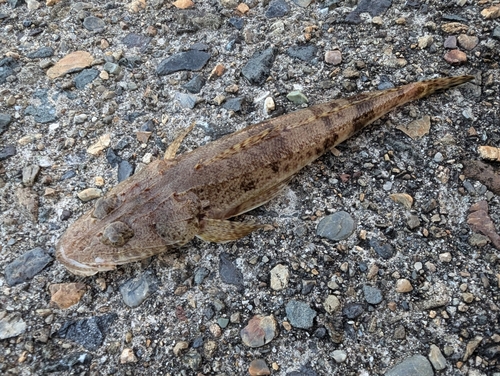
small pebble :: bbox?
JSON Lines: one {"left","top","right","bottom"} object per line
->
{"left": 120, "top": 348, "right": 137, "bottom": 364}
{"left": 323, "top": 295, "right": 341, "bottom": 313}
{"left": 439, "top": 252, "right": 452, "bottom": 262}
{"left": 285, "top": 300, "right": 316, "bottom": 329}
{"left": 428, "top": 344, "right": 447, "bottom": 370}
{"left": 444, "top": 49, "right": 467, "bottom": 65}
{"left": 395, "top": 279, "right": 413, "bottom": 293}
{"left": 286, "top": 91, "right": 308, "bottom": 105}
{"left": 249, "top": 359, "right": 271, "bottom": 376}
{"left": 316, "top": 211, "right": 355, "bottom": 241}
{"left": 270, "top": 264, "right": 290, "bottom": 291}
{"left": 363, "top": 285, "right": 383, "bottom": 304}
{"left": 332, "top": 349, "right": 347, "bottom": 363}
{"left": 443, "top": 35, "right": 457, "bottom": 49}
{"left": 385, "top": 354, "right": 433, "bottom": 376}
{"left": 324, "top": 50, "right": 342, "bottom": 65}
{"left": 240, "top": 315, "right": 277, "bottom": 347}
{"left": 77, "top": 188, "right": 102, "bottom": 202}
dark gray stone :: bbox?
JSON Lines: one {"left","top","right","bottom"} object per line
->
{"left": 442, "top": 13, "right": 468, "bottom": 23}
{"left": 157, "top": 50, "right": 211, "bottom": 76}
{"left": 176, "top": 92, "right": 198, "bottom": 109}
{"left": 0, "top": 113, "right": 12, "bottom": 134}
{"left": 0, "top": 145, "right": 16, "bottom": 160}
{"left": 285, "top": 300, "right": 317, "bottom": 329}
{"left": 194, "top": 267, "right": 210, "bottom": 285}
{"left": 385, "top": 354, "right": 433, "bottom": 376}
{"left": 228, "top": 17, "right": 244, "bottom": 30}
{"left": 183, "top": 75, "right": 206, "bottom": 94}
{"left": 287, "top": 45, "right": 318, "bottom": 62}
{"left": 265, "top": 0, "right": 290, "bottom": 18}
{"left": 219, "top": 252, "right": 243, "bottom": 288}
{"left": 182, "top": 350, "right": 202, "bottom": 371}
{"left": 25, "top": 89, "right": 57, "bottom": 123}
{"left": 4, "top": 247, "right": 53, "bottom": 286}
{"left": 8, "top": 0, "right": 24, "bottom": 8}
{"left": 345, "top": 0, "right": 392, "bottom": 24}
{"left": 492, "top": 26, "right": 500, "bottom": 41}
{"left": 223, "top": 97, "right": 244, "bottom": 112}
{"left": 369, "top": 238, "right": 395, "bottom": 259}
{"left": 103, "top": 62, "right": 121, "bottom": 75}
{"left": 43, "top": 352, "right": 93, "bottom": 373}
{"left": 57, "top": 314, "right": 118, "bottom": 351}
{"left": 119, "top": 56, "right": 143, "bottom": 68}
{"left": 342, "top": 302, "right": 364, "bottom": 319}
{"left": 122, "top": 33, "right": 152, "bottom": 48}
{"left": 74, "top": 68, "right": 99, "bottom": 89}
{"left": 27, "top": 47, "right": 54, "bottom": 59}
{"left": 316, "top": 211, "right": 355, "bottom": 241}
{"left": 241, "top": 47, "right": 277, "bottom": 85}
{"left": 83, "top": 16, "right": 105, "bottom": 31}
{"left": 119, "top": 272, "right": 158, "bottom": 308}
{"left": 141, "top": 120, "right": 154, "bottom": 132}
{"left": 117, "top": 160, "right": 134, "bottom": 182}
{"left": 286, "top": 363, "right": 318, "bottom": 376}
{"left": 363, "top": 285, "right": 383, "bottom": 305}
{"left": 60, "top": 170, "right": 76, "bottom": 181}
{"left": 0, "top": 57, "right": 18, "bottom": 84}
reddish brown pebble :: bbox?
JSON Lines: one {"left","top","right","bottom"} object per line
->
{"left": 249, "top": 359, "right": 271, "bottom": 376}
{"left": 240, "top": 315, "right": 277, "bottom": 347}
{"left": 49, "top": 283, "right": 87, "bottom": 309}
{"left": 444, "top": 50, "right": 467, "bottom": 65}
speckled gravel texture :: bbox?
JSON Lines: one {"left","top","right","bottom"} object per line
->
{"left": 1, "top": 0, "right": 500, "bottom": 375}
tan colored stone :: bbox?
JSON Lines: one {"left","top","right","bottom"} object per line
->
{"left": 120, "top": 348, "right": 137, "bottom": 363}
{"left": 395, "top": 279, "right": 413, "bottom": 293}
{"left": 46, "top": 51, "right": 93, "bottom": 79}
{"left": 173, "top": 341, "right": 189, "bottom": 356}
{"left": 127, "top": 0, "right": 146, "bottom": 12}
{"left": 46, "top": 0, "right": 63, "bottom": 5}
{"left": 478, "top": 145, "right": 500, "bottom": 161}
{"left": 323, "top": 295, "right": 340, "bottom": 314}
{"left": 249, "top": 359, "right": 271, "bottom": 376}
{"left": 87, "top": 134, "right": 111, "bottom": 155}
{"left": 49, "top": 283, "right": 87, "bottom": 309}
{"left": 77, "top": 188, "right": 102, "bottom": 202}
{"left": 441, "top": 22, "right": 468, "bottom": 34}
{"left": 236, "top": 3, "right": 249, "bottom": 14}
{"left": 389, "top": 193, "right": 413, "bottom": 210}
{"left": 396, "top": 115, "right": 431, "bottom": 139}
{"left": 172, "top": 0, "right": 194, "bottom": 9}
{"left": 457, "top": 34, "right": 479, "bottom": 50}
{"left": 481, "top": 5, "right": 500, "bottom": 19}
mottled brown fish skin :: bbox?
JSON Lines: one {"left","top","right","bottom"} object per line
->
{"left": 56, "top": 75, "right": 474, "bottom": 275}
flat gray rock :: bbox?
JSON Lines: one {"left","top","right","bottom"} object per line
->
{"left": 4, "top": 247, "right": 53, "bottom": 286}
{"left": 286, "top": 300, "right": 316, "bottom": 329}
{"left": 157, "top": 50, "right": 211, "bottom": 76}
{"left": 316, "top": 211, "right": 355, "bottom": 241}
{"left": 385, "top": 354, "right": 433, "bottom": 376}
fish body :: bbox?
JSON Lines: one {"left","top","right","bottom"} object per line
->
{"left": 56, "top": 76, "right": 473, "bottom": 276}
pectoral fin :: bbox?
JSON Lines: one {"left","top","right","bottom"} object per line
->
{"left": 197, "top": 218, "right": 263, "bottom": 243}
{"left": 164, "top": 122, "right": 196, "bottom": 160}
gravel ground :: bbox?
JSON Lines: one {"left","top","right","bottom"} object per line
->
{"left": 1, "top": 0, "right": 500, "bottom": 375}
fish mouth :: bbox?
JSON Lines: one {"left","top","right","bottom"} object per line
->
{"left": 56, "top": 242, "right": 115, "bottom": 276}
